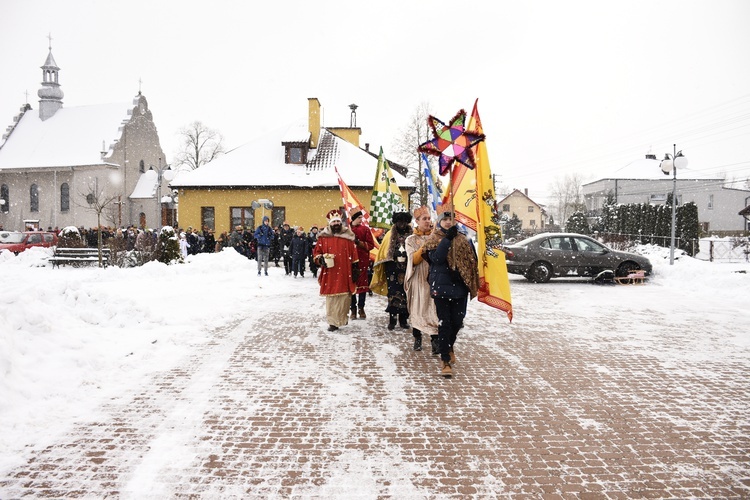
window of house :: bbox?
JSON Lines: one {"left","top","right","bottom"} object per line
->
{"left": 139, "top": 160, "right": 145, "bottom": 173}
{"left": 202, "top": 207, "right": 215, "bottom": 231}
{"left": 284, "top": 144, "right": 308, "bottom": 164}
{"left": 272, "top": 207, "right": 286, "bottom": 227}
{"left": 502, "top": 204, "right": 510, "bottom": 212}
{"left": 0, "top": 184, "right": 8, "bottom": 213}
{"left": 231, "top": 207, "right": 254, "bottom": 229}
{"left": 708, "top": 194, "right": 714, "bottom": 210}
{"left": 30, "top": 184, "right": 39, "bottom": 212}
{"left": 60, "top": 183, "right": 70, "bottom": 212}
{"left": 528, "top": 206, "right": 534, "bottom": 213}
{"left": 529, "top": 219, "right": 536, "bottom": 227}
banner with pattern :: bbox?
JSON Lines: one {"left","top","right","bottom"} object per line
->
{"left": 369, "top": 147, "right": 405, "bottom": 229}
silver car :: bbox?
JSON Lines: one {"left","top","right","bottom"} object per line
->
{"left": 503, "top": 233, "right": 652, "bottom": 283}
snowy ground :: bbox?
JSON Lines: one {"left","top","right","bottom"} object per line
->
{"left": 1, "top": 245, "right": 749, "bottom": 497}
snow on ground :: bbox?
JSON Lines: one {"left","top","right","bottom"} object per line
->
{"left": 1, "top": 244, "right": 749, "bottom": 479}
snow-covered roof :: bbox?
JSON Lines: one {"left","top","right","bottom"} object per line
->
{"left": 130, "top": 169, "right": 158, "bottom": 199}
{"left": 0, "top": 102, "right": 133, "bottom": 169}
{"left": 171, "top": 122, "right": 413, "bottom": 189}
{"left": 586, "top": 158, "right": 722, "bottom": 185}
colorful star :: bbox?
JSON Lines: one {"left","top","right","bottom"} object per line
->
{"left": 417, "top": 109, "right": 485, "bottom": 176}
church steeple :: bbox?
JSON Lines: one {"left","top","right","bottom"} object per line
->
{"left": 38, "top": 34, "right": 64, "bottom": 121}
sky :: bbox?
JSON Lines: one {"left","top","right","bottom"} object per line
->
{"left": 1, "top": 0, "right": 749, "bottom": 205}
{"left": 1, "top": 242, "right": 749, "bottom": 496}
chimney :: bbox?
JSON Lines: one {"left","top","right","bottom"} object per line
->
{"left": 365, "top": 143, "right": 369, "bottom": 152}
{"left": 524, "top": 188, "right": 528, "bottom": 196}
{"left": 308, "top": 98, "right": 321, "bottom": 149}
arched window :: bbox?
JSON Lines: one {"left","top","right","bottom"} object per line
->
{"left": 0, "top": 184, "right": 8, "bottom": 213}
{"left": 139, "top": 160, "right": 145, "bottom": 173}
{"left": 61, "top": 183, "right": 70, "bottom": 212}
{"left": 30, "top": 184, "right": 39, "bottom": 212}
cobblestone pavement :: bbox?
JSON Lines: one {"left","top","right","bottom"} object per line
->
{"left": 2, "top": 279, "right": 749, "bottom": 499}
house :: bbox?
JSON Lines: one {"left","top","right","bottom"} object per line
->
{"left": 170, "top": 98, "right": 414, "bottom": 234}
{"left": 0, "top": 45, "right": 169, "bottom": 231}
{"left": 582, "top": 159, "right": 750, "bottom": 233}
{"left": 497, "top": 189, "right": 546, "bottom": 233}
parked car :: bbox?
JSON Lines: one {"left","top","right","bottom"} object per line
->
{"left": 503, "top": 233, "right": 652, "bottom": 283}
{"left": 0, "top": 231, "right": 58, "bottom": 255}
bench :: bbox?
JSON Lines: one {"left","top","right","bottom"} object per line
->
{"left": 49, "top": 247, "right": 111, "bottom": 268}
{"left": 614, "top": 269, "right": 645, "bottom": 285}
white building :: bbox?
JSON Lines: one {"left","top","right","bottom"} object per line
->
{"left": 0, "top": 45, "right": 169, "bottom": 231}
{"left": 582, "top": 159, "right": 750, "bottom": 233}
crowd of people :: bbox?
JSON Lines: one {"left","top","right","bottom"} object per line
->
{"left": 314, "top": 204, "right": 479, "bottom": 378}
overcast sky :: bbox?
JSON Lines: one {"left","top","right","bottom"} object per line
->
{"left": 1, "top": 0, "right": 749, "bottom": 204}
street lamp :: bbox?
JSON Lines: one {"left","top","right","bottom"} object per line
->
{"left": 149, "top": 158, "right": 175, "bottom": 227}
{"left": 658, "top": 144, "right": 688, "bottom": 266}
{"left": 251, "top": 198, "right": 274, "bottom": 221}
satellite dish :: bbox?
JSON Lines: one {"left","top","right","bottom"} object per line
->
{"left": 251, "top": 201, "right": 260, "bottom": 210}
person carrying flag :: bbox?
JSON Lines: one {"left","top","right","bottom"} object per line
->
{"left": 422, "top": 203, "right": 479, "bottom": 377}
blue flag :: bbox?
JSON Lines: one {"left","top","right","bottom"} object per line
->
{"left": 422, "top": 153, "right": 441, "bottom": 218}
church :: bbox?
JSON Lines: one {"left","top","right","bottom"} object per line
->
{"left": 0, "top": 44, "right": 170, "bottom": 231}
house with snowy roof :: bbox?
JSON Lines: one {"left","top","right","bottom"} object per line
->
{"left": 582, "top": 158, "right": 750, "bottom": 233}
{"left": 497, "top": 189, "right": 547, "bottom": 233}
{"left": 0, "top": 45, "right": 169, "bottom": 231}
{"left": 170, "top": 98, "right": 414, "bottom": 234}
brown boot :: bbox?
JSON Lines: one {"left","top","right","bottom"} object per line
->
{"left": 449, "top": 348, "right": 456, "bottom": 364}
{"left": 358, "top": 308, "right": 366, "bottom": 319}
{"left": 350, "top": 309, "right": 357, "bottom": 320}
{"left": 441, "top": 360, "right": 452, "bottom": 378}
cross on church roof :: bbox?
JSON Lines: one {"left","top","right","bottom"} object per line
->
{"left": 138, "top": 77, "right": 142, "bottom": 95}
{"left": 47, "top": 32, "right": 53, "bottom": 50}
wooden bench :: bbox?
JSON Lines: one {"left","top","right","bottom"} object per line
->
{"left": 49, "top": 247, "right": 111, "bottom": 268}
{"left": 614, "top": 269, "right": 645, "bottom": 285}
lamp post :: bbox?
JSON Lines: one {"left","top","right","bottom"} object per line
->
{"left": 658, "top": 144, "right": 688, "bottom": 265}
{"left": 149, "top": 158, "right": 175, "bottom": 227}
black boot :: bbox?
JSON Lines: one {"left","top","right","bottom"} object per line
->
{"left": 430, "top": 335, "right": 439, "bottom": 356}
{"left": 413, "top": 331, "right": 422, "bottom": 351}
{"left": 398, "top": 313, "right": 409, "bottom": 329}
{"left": 387, "top": 314, "right": 396, "bottom": 330}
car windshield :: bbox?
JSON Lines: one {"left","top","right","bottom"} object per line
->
{"left": 0, "top": 232, "right": 25, "bottom": 243}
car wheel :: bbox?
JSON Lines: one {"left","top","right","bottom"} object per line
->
{"left": 527, "top": 261, "right": 552, "bottom": 283}
{"left": 616, "top": 261, "right": 640, "bottom": 278}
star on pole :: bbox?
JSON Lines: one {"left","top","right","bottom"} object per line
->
{"left": 417, "top": 109, "right": 485, "bottom": 176}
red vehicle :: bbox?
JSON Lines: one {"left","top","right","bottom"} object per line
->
{"left": 0, "top": 231, "right": 58, "bottom": 255}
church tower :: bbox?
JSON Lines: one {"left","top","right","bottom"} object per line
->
{"left": 38, "top": 37, "right": 63, "bottom": 121}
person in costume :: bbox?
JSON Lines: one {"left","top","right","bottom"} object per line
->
{"left": 405, "top": 205, "right": 439, "bottom": 352}
{"left": 422, "top": 203, "right": 479, "bottom": 377}
{"left": 371, "top": 211, "right": 413, "bottom": 330}
{"left": 348, "top": 208, "right": 376, "bottom": 320}
{"left": 313, "top": 210, "right": 359, "bottom": 331}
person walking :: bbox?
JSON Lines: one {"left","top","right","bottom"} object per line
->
{"left": 348, "top": 208, "right": 376, "bottom": 320}
{"left": 371, "top": 211, "right": 413, "bottom": 330}
{"left": 313, "top": 210, "right": 359, "bottom": 332}
{"left": 290, "top": 227, "right": 309, "bottom": 278}
{"left": 422, "top": 203, "right": 479, "bottom": 377}
{"left": 254, "top": 216, "right": 274, "bottom": 276}
{"left": 405, "top": 206, "right": 439, "bottom": 352}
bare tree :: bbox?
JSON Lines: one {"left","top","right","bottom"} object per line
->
{"left": 80, "top": 182, "right": 119, "bottom": 266}
{"left": 391, "top": 102, "right": 435, "bottom": 207}
{"left": 549, "top": 173, "right": 586, "bottom": 230}
{"left": 174, "top": 121, "right": 225, "bottom": 171}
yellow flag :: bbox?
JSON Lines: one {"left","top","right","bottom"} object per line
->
{"left": 449, "top": 155, "right": 479, "bottom": 232}
{"left": 468, "top": 100, "right": 513, "bottom": 321}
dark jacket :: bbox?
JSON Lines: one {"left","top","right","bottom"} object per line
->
{"left": 254, "top": 223, "right": 274, "bottom": 247}
{"left": 426, "top": 229, "right": 470, "bottom": 299}
{"left": 290, "top": 233, "right": 309, "bottom": 259}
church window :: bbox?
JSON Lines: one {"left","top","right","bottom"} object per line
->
{"left": 61, "top": 183, "right": 70, "bottom": 212}
{"left": 30, "top": 184, "right": 39, "bottom": 212}
{"left": 140, "top": 160, "right": 145, "bottom": 173}
{"left": 0, "top": 184, "right": 8, "bottom": 213}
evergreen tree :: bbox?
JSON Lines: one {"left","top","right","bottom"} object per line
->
{"left": 677, "top": 202, "right": 700, "bottom": 255}
{"left": 566, "top": 211, "right": 590, "bottom": 234}
{"left": 157, "top": 226, "right": 181, "bottom": 264}
{"left": 505, "top": 213, "right": 523, "bottom": 240}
